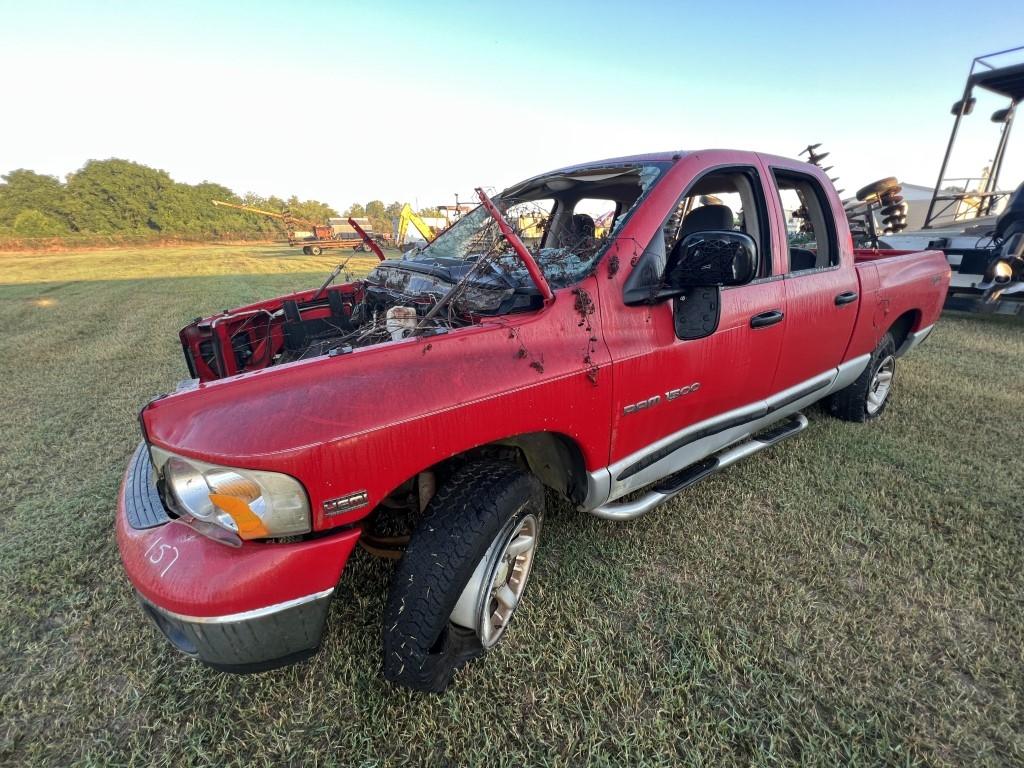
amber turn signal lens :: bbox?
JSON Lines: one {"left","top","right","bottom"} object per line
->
{"left": 206, "top": 472, "right": 261, "bottom": 502}
{"left": 209, "top": 493, "right": 269, "bottom": 539}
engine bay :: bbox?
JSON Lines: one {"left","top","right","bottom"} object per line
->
{"left": 179, "top": 259, "right": 542, "bottom": 382}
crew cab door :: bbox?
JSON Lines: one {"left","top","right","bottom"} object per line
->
{"left": 600, "top": 158, "right": 787, "bottom": 483}
{"left": 764, "top": 162, "right": 859, "bottom": 393}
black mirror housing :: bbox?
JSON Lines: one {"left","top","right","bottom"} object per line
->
{"left": 667, "top": 230, "right": 758, "bottom": 289}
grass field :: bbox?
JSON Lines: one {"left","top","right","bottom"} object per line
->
{"left": 1, "top": 244, "right": 1022, "bottom": 766}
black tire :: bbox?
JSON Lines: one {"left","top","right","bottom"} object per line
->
{"left": 382, "top": 460, "right": 544, "bottom": 692}
{"left": 827, "top": 332, "right": 897, "bottom": 422}
{"left": 856, "top": 177, "right": 900, "bottom": 202}
{"left": 302, "top": 246, "right": 312, "bottom": 255}
{"left": 310, "top": 245, "right": 322, "bottom": 256}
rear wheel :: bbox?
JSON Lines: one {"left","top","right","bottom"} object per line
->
{"left": 382, "top": 460, "right": 544, "bottom": 692}
{"left": 310, "top": 245, "right": 323, "bottom": 256}
{"left": 827, "top": 332, "right": 896, "bottom": 422}
{"left": 302, "top": 246, "right": 312, "bottom": 255}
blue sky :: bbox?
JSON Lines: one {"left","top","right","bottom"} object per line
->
{"left": 1, "top": 0, "right": 1022, "bottom": 210}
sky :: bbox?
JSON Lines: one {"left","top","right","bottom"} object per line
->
{"left": 1, "top": 0, "right": 1023, "bottom": 211}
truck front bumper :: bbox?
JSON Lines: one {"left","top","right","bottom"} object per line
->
{"left": 136, "top": 587, "right": 335, "bottom": 672}
{"left": 116, "top": 444, "right": 361, "bottom": 672}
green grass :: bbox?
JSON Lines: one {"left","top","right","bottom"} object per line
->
{"left": 1, "top": 244, "right": 1022, "bottom": 766}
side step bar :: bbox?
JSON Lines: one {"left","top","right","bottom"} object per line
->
{"left": 589, "top": 413, "right": 809, "bottom": 521}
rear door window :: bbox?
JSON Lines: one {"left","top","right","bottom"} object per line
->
{"left": 772, "top": 171, "right": 838, "bottom": 273}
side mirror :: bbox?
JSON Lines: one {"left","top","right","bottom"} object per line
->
{"left": 667, "top": 230, "right": 758, "bottom": 290}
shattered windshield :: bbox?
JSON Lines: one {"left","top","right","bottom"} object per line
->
{"left": 401, "top": 163, "right": 667, "bottom": 291}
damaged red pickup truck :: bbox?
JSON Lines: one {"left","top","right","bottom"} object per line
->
{"left": 117, "top": 149, "right": 949, "bottom": 691}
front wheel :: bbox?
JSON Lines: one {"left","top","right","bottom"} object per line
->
{"left": 827, "top": 332, "right": 896, "bottom": 422}
{"left": 382, "top": 460, "right": 544, "bottom": 692}
{"left": 310, "top": 245, "right": 323, "bottom": 256}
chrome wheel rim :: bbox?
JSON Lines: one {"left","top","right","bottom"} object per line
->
{"left": 450, "top": 512, "right": 540, "bottom": 648}
{"left": 867, "top": 355, "right": 895, "bottom": 414}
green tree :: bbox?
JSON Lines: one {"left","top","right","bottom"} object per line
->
{"left": 236, "top": 193, "right": 287, "bottom": 236}
{"left": 12, "top": 209, "right": 68, "bottom": 237}
{"left": 0, "top": 170, "right": 74, "bottom": 230}
{"left": 357, "top": 200, "right": 401, "bottom": 235}
{"left": 380, "top": 201, "right": 406, "bottom": 238}
{"left": 190, "top": 182, "right": 261, "bottom": 238}
{"left": 285, "top": 196, "right": 339, "bottom": 227}
{"left": 65, "top": 159, "right": 174, "bottom": 233}
{"left": 0, "top": 157, "right": 347, "bottom": 243}
{"left": 364, "top": 200, "right": 386, "bottom": 221}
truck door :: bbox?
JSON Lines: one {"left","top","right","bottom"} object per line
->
{"left": 765, "top": 164, "right": 859, "bottom": 393}
{"left": 601, "top": 161, "right": 787, "bottom": 479}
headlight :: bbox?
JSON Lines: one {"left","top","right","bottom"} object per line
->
{"left": 151, "top": 447, "right": 310, "bottom": 539}
{"left": 993, "top": 260, "right": 1013, "bottom": 283}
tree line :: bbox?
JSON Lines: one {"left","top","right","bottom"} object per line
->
{"left": 0, "top": 158, "right": 440, "bottom": 243}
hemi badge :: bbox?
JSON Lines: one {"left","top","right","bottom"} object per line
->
{"left": 323, "top": 491, "right": 369, "bottom": 516}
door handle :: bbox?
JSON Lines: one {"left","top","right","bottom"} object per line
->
{"left": 750, "top": 309, "right": 784, "bottom": 328}
{"left": 835, "top": 291, "right": 858, "bottom": 306}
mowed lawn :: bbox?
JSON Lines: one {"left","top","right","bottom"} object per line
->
{"left": 1, "top": 244, "right": 1022, "bottom": 766}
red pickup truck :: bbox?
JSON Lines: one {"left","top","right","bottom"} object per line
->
{"left": 117, "top": 149, "right": 949, "bottom": 692}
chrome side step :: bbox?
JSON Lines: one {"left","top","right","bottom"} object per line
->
{"left": 589, "top": 413, "right": 809, "bottom": 521}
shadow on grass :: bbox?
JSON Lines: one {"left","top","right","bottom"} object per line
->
{"left": 941, "top": 307, "right": 1024, "bottom": 328}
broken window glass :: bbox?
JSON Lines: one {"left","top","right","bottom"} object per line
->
{"left": 401, "top": 163, "right": 667, "bottom": 292}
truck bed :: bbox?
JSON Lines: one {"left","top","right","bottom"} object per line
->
{"left": 845, "top": 248, "right": 949, "bottom": 362}
{"left": 853, "top": 248, "right": 933, "bottom": 262}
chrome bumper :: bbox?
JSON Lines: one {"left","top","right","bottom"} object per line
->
{"left": 137, "top": 588, "right": 334, "bottom": 673}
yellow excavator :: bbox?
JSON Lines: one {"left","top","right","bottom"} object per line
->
{"left": 395, "top": 203, "right": 440, "bottom": 250}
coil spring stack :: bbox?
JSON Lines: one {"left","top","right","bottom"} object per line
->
{"left": 800, "top": 143, "right": 910, "bottom": 248}
{"left": 849, "top": 176, "right": 910, "bottom": 248}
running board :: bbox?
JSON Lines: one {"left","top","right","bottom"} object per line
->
{"left": 589, "top": 413, "right": 809, "bottom": 521}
